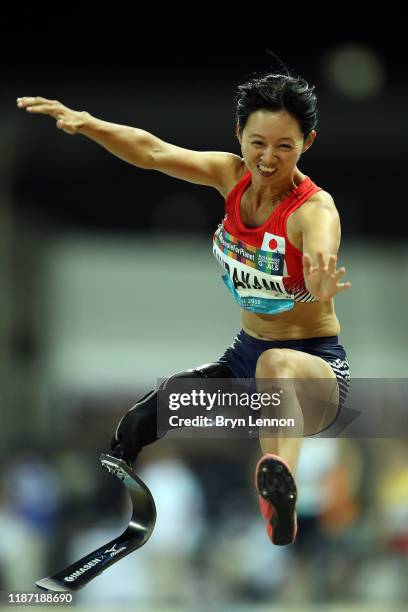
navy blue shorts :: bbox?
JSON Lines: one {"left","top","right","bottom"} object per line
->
{"left": 217, "top": 329, "right": 350, "bottom": 407}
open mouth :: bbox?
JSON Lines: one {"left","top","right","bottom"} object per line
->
{"left": 257, "top": 163, "right": 277, "bottom": 177}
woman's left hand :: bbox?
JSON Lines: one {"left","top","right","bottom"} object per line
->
{"left": 303, "top": 252, "right": 351, "bottom": 301}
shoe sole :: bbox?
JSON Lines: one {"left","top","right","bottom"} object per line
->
{"left": 256, "top": 456, "right": 297, "bottom": 545}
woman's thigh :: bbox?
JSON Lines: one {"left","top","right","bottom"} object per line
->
{"left": 255, "top": 348, "right": 339, "bottom": 436}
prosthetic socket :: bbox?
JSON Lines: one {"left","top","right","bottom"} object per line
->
{"left": 110, "top": 362, "right": 232, "bottom": 464}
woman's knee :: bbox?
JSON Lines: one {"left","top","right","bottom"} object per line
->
{"left": 255, "top": 349, "right": 295, "bottom": 379}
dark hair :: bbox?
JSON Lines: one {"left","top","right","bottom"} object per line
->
{"left": 235, "top": 73, "right": 318, "bottom": 140}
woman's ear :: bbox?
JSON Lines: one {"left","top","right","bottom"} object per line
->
{"left": 236, "top": 122, "right": 242, "bottom": 145}
{"left": 303, "top": 130, "right": 317, "bottom": 153}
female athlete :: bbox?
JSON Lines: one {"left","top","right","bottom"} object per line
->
{"left": 17, "top": 71, "right": 351, "bottom": 546}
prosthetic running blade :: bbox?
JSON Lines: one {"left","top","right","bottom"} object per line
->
{"left": 35, "top": 454, "right": 156, "bottom": 592}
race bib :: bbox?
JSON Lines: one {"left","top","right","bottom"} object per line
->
{"left": 213, "top": 225, "right": 294, "bottom": 314}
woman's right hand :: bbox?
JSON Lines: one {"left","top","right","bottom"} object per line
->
{"left": 16, "top": 96, "right": 89, "bottom": 135}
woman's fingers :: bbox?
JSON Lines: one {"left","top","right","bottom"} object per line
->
{"left": 328, "top": 254, "right": 337, "bottom": 274}
{"left": 317, "top": 251, "right": 326, "bottom": 269}
{"left": 17, "top": 97, "right": 63, "bottom": 117}
{"left": 302, "top": 253, "right": 311, "bottom": 266}
{"left": 336, "top": 282, "right": 352, "bottom": 292}
{"left": 335, "top": 267, "right": 346, "bottom": 280}
{"left": 306, "top": 253, "right": 343, "bottom": 277}
{"left": 17, "top": 96, "right": 82, "bottom": 135}
{"left": 317, "top": 252, "right": 336, "bottom": 272}
{"left": 302, "top": 253, "right": 313, "bottom": 275}
{"left": 303, "top": 251, "right": 351, "bottom": 297}
{"left": 26, "top": 104, "right": 53, "bottom": 113}
{"left": 17, "top": 96, "right": 53, "bottom": 108}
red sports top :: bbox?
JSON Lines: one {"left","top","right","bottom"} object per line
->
{"left": 213, "top": 170, "right": 322, "bottom": 314}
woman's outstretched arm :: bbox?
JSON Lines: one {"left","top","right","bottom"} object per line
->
{"left": 16, "top": 96, "right": 241, "bottom": 193}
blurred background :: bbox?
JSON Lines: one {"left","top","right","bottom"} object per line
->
{"left": 1, "top": 9, "right": 407, "bottom": 611}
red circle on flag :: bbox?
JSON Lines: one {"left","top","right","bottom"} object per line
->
{"left": 268, "top": 238, "right": 278, "bottom": 250}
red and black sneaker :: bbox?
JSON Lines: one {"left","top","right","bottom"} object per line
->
{"left": 255, "top": 453, "right": 298, "bottom": 545}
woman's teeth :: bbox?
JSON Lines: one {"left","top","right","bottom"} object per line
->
{"left": 258, "top": 163, "right": 277, "bottom": 174}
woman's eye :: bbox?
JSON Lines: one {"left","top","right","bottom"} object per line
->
{"left": 252, "top": 142, "right": 291, "bottom": 149}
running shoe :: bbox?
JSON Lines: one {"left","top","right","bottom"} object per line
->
{"left": 255, "top": 453, "right": 298, "bottom": 545}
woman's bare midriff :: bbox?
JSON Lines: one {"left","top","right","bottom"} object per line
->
{"left": 242, "top": 300, "right": 340, "bottom": 340}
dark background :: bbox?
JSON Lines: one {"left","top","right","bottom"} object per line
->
{"left": 4, "top": 10, "right": 407, "bottom": 238}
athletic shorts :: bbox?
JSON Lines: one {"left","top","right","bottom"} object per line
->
{"left": 217, "top": 329, "right": 350, "bottom": 409}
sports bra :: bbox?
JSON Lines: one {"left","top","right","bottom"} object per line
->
{"left": 213, "top": 169, "right": 322, "bottom": 314}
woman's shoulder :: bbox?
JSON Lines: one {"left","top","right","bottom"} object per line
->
{"left": 306, "top": 191, "right": 340, "bottom": 225}
{"left": 289, "top": 188, "right": 339, "bottom": 231}
{"left": 305, "top": 189, "right": 337, "bottom": 210}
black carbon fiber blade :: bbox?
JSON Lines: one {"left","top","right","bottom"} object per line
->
{"left": 35, "top": 454, "right": 156, "bottom": 592}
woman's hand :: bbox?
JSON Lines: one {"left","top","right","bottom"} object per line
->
{"left": 303, "top": 252, "right": 351, "bottom": 301}
{"left": 16, "top": 96, "right": 89, "bottom": 135}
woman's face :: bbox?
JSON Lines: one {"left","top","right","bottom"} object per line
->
{"left": 237, "top": 109, "right": 316, "bottom": 182}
